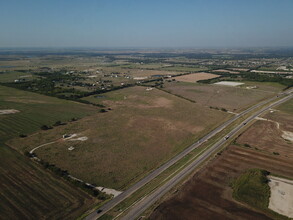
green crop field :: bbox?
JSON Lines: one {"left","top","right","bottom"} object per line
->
{"left": 0, "top": 145, "right": 96, "bottom": 219}
{"left": 0, "top": 85, "right": 98, "bottom": 141}
{"left": 0, "top": 71, "right": 36, "bottom": 83}
{"left": 9, "top": 86, "right": 231, "bottom": 190}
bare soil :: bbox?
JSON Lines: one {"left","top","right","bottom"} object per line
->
{"left": 150, "top": 145, "right": 293, "bottom": 220}
{"left": 0, "top": 109, "right": 19, "bottom": 115}
{"left": 237, "top": 111, "right": 293, "bottom": 157}
{"left": 174, "top": 72, "right": 220, "bottom": 82}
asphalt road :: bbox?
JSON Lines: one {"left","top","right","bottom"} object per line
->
{"left": 121, "top": 92, "right": 293, "bottom": 220}
{"left": 86, "top": 89, "right": 292, "bottom": 220}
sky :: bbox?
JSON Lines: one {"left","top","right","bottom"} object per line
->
{"left": 0, "top": 0, "right": 293, "bottom": 48}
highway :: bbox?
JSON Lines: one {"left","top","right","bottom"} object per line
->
{"left": 121, "top": 92, "right": 293, "bottom": 220}
{"left": 86, "top": 89, "right": 292, "bottom": 220}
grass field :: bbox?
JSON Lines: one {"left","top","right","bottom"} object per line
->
{"left": 232, "top": 169, "right": 270, "bottom": 210}
{"left": 0, "top": 145, "right": 96, "bottom": 220}
{"left": 8, "top": 86, "right": 231, "bottom": 190}
{"left": 0, "top": 71, "right": 36, "bottom": 83}
{"left": 163, "top": 81, "right": 286, "bottom": 112}
{"left": 276, "top": 98, "right": 293, "bottom": 114}
{"left": 0, "top": 85, "right": 98, "bottom": 141}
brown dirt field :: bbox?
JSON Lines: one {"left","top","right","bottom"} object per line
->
{"left": 174, "top": 72, "right": 220, "bottom": 82}
{"left": 236, "top": 110, "right": 293, "bottom": 157}
{"left": 150, "top": 145, "right": 293, "bottom": 220}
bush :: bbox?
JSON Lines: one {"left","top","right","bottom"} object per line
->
{"left": 19, "top": 134, "right": 27, "bottom": 138}
{"left": 99, "top": 109, "right": 107, "bottom": 113}
{"left": 244, "top": 143, "right": 251, "bottom": 148}
{"left": 40, "top": 125, "right": 52, "bottom": 130}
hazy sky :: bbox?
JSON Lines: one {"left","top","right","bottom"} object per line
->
{"left": 1, "top": 0, "right": 293, "bottom": 48}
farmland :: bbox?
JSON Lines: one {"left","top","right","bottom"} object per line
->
{"left": 0, "top": 145, "right": 96, "bottom": 220}
{"left": 7, "top": 86, "right": 231, "bottom": 190}
{"left": 163, "top": 81, "right": 286, "bottom": 112}
{"left": 174, "top": 72, "right": 220, "bottom": 83}
{"left": 150, "top": 145, "right": 293, "bottom": 220}
{"left": 0, "top": 85, "right": 102, "bottom": 219}
{"left": 1, "top": 48, "right": 293, "bottom": 219}
{"left": 150, "top": 98, "right": 293, "bottom": 220}
{"left": 0, "top": 85, "right": 98, "bottom": 141}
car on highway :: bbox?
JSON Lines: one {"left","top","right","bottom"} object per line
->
{"left": 224, "top": 135, "right": 229, "bottom": 140}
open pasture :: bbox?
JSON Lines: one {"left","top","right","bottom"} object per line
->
{"left": 8, "top": 86, "right": 230, "bottom": 190}
{"left": 163, "top": 81, "right": 285, "bottom": 112}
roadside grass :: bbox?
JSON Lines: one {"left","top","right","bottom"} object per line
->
{"left": 0, "top": 85, "right": 98, "bottom": 141}
{"left": 101, "top": 111, "right": 257, "bottom": 219}
{"left": 276, "top": 98, "right": 293, "bottom": 114}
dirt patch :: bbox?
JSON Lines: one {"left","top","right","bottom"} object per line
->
{"left": 135, "top": 97, "right": 174, "bottom": 109}
{"left": 174, "top": 72, "right": 220, "bottom": 83}
{"left": 0, "top": 109, "right": 19, "bottom": 115}
{"left": 282, "top": 131, "right": 293, "bottom": 142}
{"left": 214, "top": 81, "right": 244, "bottom": 86}
{"left": 237, "top": 114, "right": 293, "bottom": 157}
{"left": 268, "top": 176, "right": 293, "bottom": 218}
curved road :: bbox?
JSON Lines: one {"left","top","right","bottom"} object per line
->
{"left": 86, "top": 90, "right": 292, "bottom": 220}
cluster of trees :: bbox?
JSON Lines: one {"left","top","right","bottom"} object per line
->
{"left": 242, "top": 72, "right": 293, "bottom": 88}
{"left": 197, "top": 71, "right": 293, "bottom": 89}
